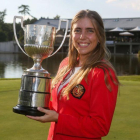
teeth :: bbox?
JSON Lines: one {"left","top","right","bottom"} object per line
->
{"left": 79, "top": 43, "right": 88, "bottom": 46}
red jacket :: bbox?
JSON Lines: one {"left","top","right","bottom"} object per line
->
{"left": 47, "top": 57, "right": 118, "bottom": 140}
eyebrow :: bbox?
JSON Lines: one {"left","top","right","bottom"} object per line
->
{"left": 86, "top": 28, "right": 95, "bottom": 30}
{"left": 74, "top": 27, "right": 95, "bottom": 30}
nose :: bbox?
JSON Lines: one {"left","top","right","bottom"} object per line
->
{"left": 80, "top": 31, "right": 86, "bottom": 39}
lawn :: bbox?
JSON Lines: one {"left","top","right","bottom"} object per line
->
{"left": 103, "top": 80, "right": 140, "bottom": 140}
{"left": 0, "top": 79, "right": 50, "bottom": 140}
{"left": 0, "top": 77, "right": 140, "bottom": 140}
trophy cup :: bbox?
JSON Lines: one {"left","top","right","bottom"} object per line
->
{"left": 13, "top": 16, "right": 68, "bottom": 116}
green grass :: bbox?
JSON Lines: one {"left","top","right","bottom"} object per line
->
{"left": 0, "top": 79, "right": 50, "bottom": 140}
{"left": 103, "top": 80, "right": 140, "bottom": 140}
{"left": 118, "top": 75, "right": 140, "bottom": 81}
{"left": 0, "top": 77, "right": 140, "bottom": 140}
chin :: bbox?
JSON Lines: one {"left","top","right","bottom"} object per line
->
{"left": 79, "top": 52, "right": 89, "bottom": 56}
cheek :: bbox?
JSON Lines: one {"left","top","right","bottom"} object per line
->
{"left": 72, "top": 34, "right": 78, "bottom": 44}
{"left": 90, "top": 35, "right": 98, "bottom": 43}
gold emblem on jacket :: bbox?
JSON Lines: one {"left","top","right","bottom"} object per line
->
{"left": 71, "top": 84, "right": 85, "bottom": 99}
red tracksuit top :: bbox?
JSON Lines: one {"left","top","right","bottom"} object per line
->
{"left": 47, "top": 57, "right": 118, "bottom": 140}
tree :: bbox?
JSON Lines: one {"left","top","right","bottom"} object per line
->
{"left": 0, "top": 9, "right": 7, "bottom": 23}
{"left": 53, "top": 15, "right": 60, "bottom": 19}
{"left": 0, "top": 31, "right": 7, "bottom": 41}
{"left": 23, "top": 17, "right": 38, "bottom": 25}
{"left": 18, "top": 5, "right": 30, "bottom": 18}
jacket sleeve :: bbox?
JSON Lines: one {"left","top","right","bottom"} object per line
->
{"left": 55, "top": 69, "right": 118, "bottom": 138}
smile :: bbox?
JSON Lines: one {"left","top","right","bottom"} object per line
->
{"left": 78, "top": 43, "right": 89, "bottom": 47}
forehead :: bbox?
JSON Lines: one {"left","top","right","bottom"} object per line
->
{"left": 72, "top": 17, "right": 94, "bottom": 28}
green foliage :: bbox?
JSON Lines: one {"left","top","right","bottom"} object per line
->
{"left": 0, "top": 31, "right": 7, "bottom": 41}
{"left": 18, "top": 5, "right": 30, "bottom": 17}
{"left": 0, "top": 9, "right": 7, "bottom": 23}
{"left": 0, "top": 9, "right": 13, "bottom": 42}
{"left": 0, "top": 23, "right": 13, "bottom": 41}
{"left": 23, "top": 17, "right": 38, "bottom": 25}
{"left": 53, "top": 15, "right": 60, "bottom": 19}
{"left": 0, "top": 5, "right": 38, "bottom": 42}
{"left": 0, "top": 9, "right": 10, "bottom": 41}
{"left": 0, "top": 17, "right": 37, "bottom": 42}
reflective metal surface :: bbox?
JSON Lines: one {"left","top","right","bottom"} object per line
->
{"left": 24, "top": 70, "right": 50, "bottom": 77}
{"left": 18, "top": 74, "right": 51, "bottom": 107}
{"left": 24, "top": 25, "right": 56, "bottom": 60}
{"left": 21, "top": 75, "right": 51, "bottom": 92}
{"left": 13, "top": 16, "right": 68, "bottom": 115}
{"left": 18, "top": 90, "right": 50, "bottom": 107}
{"left": 24, "top": 25, "right": 56, "bottom": 72}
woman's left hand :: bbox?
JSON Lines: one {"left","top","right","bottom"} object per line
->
{"left": 26, "top": 107, "right": 59, "bottom": 123}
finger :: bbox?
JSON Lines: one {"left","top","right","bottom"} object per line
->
{"left": 38, "top": 107, "right": 49, "bottom": 114}
{"left": 26, "top": 115, "right": 41, "bottom": 121}
{"left": 26, "top": 115, "right": 47, "bottom": 122}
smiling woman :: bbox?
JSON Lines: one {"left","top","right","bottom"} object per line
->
{"left": 27, "top": 10, "right": 119, "bottom": 140}
{"left": 72, "top": 17, "right": 99, "bottom": 63}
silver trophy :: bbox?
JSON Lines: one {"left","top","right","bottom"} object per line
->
{"left": 13, "top": 16, "right": 68, "bottom": 116}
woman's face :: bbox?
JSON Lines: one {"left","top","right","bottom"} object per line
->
{"left": 72, "top": 17, "right": 99, "bottom": 58}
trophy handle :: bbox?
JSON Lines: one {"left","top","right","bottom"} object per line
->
{"left": 13, "top": 16, "right": 29, "bottom": 57}
{"left": 48, "top": 19, "right": 69, "bottom": 57}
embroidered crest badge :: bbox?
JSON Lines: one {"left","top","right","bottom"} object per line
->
{"left": 71, "top": 84, "right": 85, "bottom": 99}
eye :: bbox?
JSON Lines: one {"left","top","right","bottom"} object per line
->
{"left": 74, "top": 28, "right": 81, "bottom": 33}
{"left": 87, "top": 29, "right": 94, "bottom": 33}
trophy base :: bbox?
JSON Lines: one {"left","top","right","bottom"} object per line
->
{"left": 13, "top": 105, "right": 48, "bottom": 116}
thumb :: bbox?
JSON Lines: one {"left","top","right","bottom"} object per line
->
{"left": 37, "top": 107, "right": 49, "bottom": 114}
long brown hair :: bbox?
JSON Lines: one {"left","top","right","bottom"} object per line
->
{"left": 52, "top": 10, "right": 119, "bottom": 99}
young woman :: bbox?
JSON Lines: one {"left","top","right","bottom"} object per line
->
{"left": 27, "top": 10, "right": 119, "bottom": 140}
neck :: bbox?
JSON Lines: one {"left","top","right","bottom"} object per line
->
{"left": 77, "top": 55, "right": 87, "bottom": 67}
